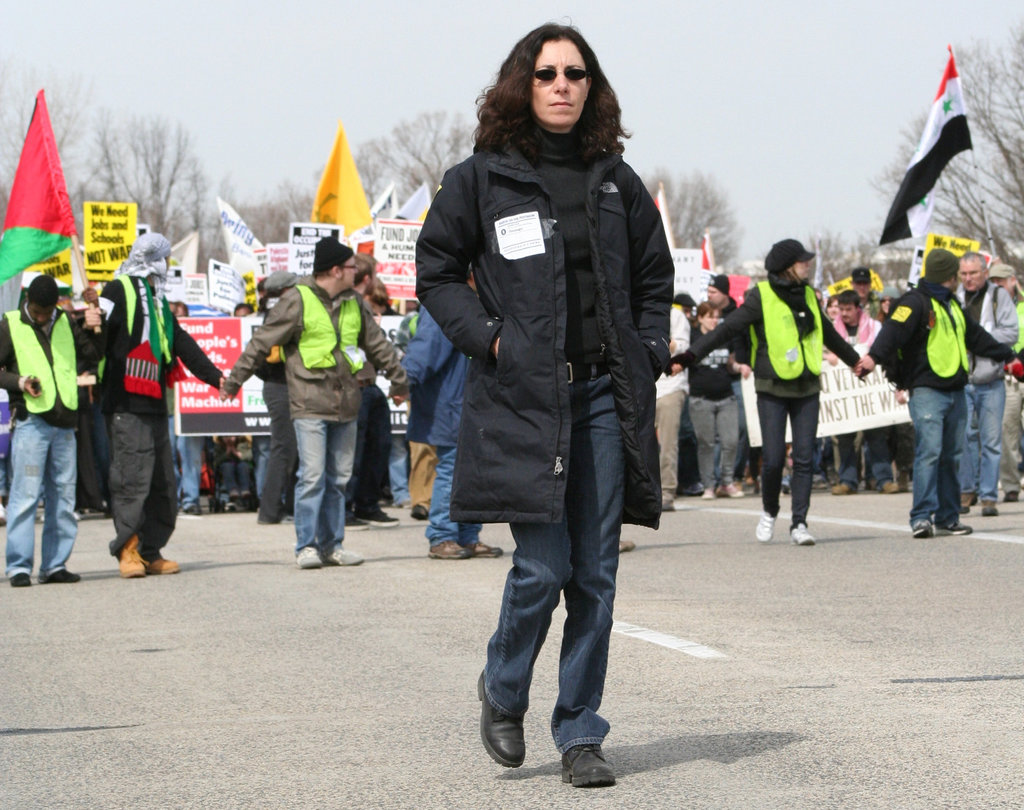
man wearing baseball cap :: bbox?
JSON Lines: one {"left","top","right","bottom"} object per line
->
{"left": 850, "top": 266, "right": 882, "bottom": 319}
{"left": 221, "top": 237, "right": 408, "bottom": 569}
{"left": 856, "top": 249, "right": 1021, "bottom": 538}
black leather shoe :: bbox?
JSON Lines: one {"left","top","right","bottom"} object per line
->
{"left": 9, "top": 572, "right": 32, "bottom": 588}
{"left": 478, "top": 671, "right": 524, "bottom": 767}
{"left": 561, "top": 744, "right": 616, "bottom": 787}
{"left": 38, "top": 568, "right": 81, "bottom": 584}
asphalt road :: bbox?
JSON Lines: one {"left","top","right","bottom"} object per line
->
{"left": 2, "top": 490, "right": 1022, "bottom": 809}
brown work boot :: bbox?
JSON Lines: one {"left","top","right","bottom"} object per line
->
{"left": 144, "top": 557, "right": 180, "bottom": 575}
{"left": 879, "top": 481, "right": 901, "bottom": 494}
{"left": 118, "top": 535, "right": 146, "bottom": 579}
{"left": 831, "top": 483, "right": 855, "bottom": 495}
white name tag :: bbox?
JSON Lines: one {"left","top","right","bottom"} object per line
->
{"left": 495, "top": 211, "right": 545, "bottom": 261}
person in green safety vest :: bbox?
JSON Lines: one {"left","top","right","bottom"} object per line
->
{"left": 221, "top": 237, "right": 408, "bottom": 570}
{"left": 857, "top": 249, "right": 1023, "bottom": 538}
{"left": 678, "top": 238, "right": 862, "bottom": 546}
{"left": 0, "top": 275, "right": 105, "bottom": 587}
{"left": 988, "top": 262, "right": 1024, "bottom": 502}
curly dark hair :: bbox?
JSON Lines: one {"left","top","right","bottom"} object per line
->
{"left": 474, "top": 23, "right": 628, "bottom": 163}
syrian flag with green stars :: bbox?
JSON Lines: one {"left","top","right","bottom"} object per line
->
{"left": 879, "top": 46, "right": 972, "bottom": 245}
{"left": 0, "top": 90, "right": 77, "bottom": 285}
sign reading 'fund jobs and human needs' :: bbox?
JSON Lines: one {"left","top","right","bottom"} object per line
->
{"left": 741, "top": 345, "right": 910, "bottom": 447}
{"left": 374, "top": 219, "right": 423, "bottom": 300}
{"left": 83, "top": 201, "right": 138, "bottom": 282}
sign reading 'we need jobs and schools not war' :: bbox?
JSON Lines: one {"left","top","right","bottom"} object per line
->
{"left": 83, "top": 201, "right": 138, "bottom": 283}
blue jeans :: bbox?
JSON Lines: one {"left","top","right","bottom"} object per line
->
{"left": 389, "top": 434, "right": 410, "bottom": 505}
{"left": 293, "top": 418, "right": 357, "bottom": 555}
{"left": 482, "top": 375, "right": 624, "bottom": 753}
{"left": 5, "top": 416, "right": 77, "bottom": 577}
{"left": 252, "top": 435, "right": 270, "bottom": 499}
{"left": 836, "top": 428, "right": 893, "bottom": 489}
{"left": 425, "top": 444, "right": 480, "bottom": 546}
{"left": 177, "top": 434, "right": 203, "bottom": 509}
{"left": 958, "top": 380, "right": 1005, "bottom": 502}
{"left": 909, "top": 386, "right": 967, "bottom": 528}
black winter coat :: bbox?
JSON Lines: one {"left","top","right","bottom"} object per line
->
{"left": 416, "top": 149, "right": 673, "bottom": 528}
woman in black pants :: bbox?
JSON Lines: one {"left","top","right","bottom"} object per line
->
{"left": 679, "top": 239, "right": 860, "bottom": 545}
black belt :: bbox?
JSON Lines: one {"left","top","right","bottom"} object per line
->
{"left": 567, "top": 361, "right": 609, "bottom": 383}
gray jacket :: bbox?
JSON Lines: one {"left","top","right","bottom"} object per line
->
{"left": 958, "top": 280, "right": 1018, "bottom": 384}
{"left": 223, "top": 277, "right": 407, "bottom": 421}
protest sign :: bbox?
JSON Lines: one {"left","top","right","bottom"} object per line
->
{"left": 378, "top": 314, "right": 408, "bottom": 433}
{"left": 137, "top": 223, "right": 150, "bottom": 237}
{"left": 175, "top": 317, "right": 268, "bottom": 435}
{"left": 925, "top": 232, "right": 979, "bottom": 258}
{"left": 908, "top": 246, "right": 926, "bottom": 286}
{"left": 24, "top": 248, "right": 73, "bottom": 287}
{"left": 217, "top": 197, "right": 264, "bottom": 277}
{"left": 827, "top": 268, "right": 884, "bottom": 297}
{"left": 742, "top": 350, "right": 910, "bottom": 446}
{"left": 83, "top": 201, "right": 138, "bottom": 282}
{"left": 165, "top": 264, "right": 187, "bottom": 303}
{"left": 374, "top": 219, "right": 422, "bottom": 300}
{"left": 265, "top": 243, "right": 290, "bottom": 275}
{"left": 288, "top": 222, "right": 343, "bottom": 277}
{"left": 0, "top": 390, "right": 10, "bottom": 458}
{"left": 207, "top": 260, "right": 247, "bottom": 313}
{"left": 185, "top": 274, "right": 209, "bottom": 307}
{"left": 671, "top": 249, "right": 705, "bottom": 301}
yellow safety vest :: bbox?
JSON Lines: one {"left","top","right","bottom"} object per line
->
{"left": 1014, "top": 300, "right": 1024, "bottom": 354}
{"left": 5, "top": 309, "right": 78, "bottom": 412}
{"left": 751, "top": 281, "right": 822, "bottom": 380}
{"left": 926, "top": 299, "right": 969, "bottom": 378}
{"left": 295, "top": 286, "right": 364, "bottom": 373}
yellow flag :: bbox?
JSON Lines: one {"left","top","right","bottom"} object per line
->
{"left": 311, "top": 120, "right": 371, "bottom": 234}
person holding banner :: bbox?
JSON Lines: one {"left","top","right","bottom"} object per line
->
{"left": 678, "top": 239, "right": 861, "bottom": 546}
{"left": 416, "top": 23, "right": 672, "bottom": 787}
{"left": 1, "top": 276, "right": 105, "bottom": 586}
{"left": 855, "top": 248, "right": 1022, "bottom": 538}
{"left": 220, "top": 237, "right": 408, "bottom": 570}
{"left": 101, "top": 233, "right": 224, "bottom": 578}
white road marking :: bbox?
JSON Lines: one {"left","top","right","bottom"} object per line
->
{"left": 678, "top": 505, "right": 1024, "bottom": 546}
{"left": 612, "top": 621, "right": 727, "bottom": 659}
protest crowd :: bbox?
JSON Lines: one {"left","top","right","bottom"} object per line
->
{"left": 3, "top": 19, "right": 1024, "bottom": 790}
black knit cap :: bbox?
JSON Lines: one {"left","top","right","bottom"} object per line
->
{"left": 313, "top": 237, "right": 354, "bottom": 275}
{"left": 764, "top": 239, "right": 815, "bottom": 274}
{"left": 922, "top": 248, "right": 959, "bottom": 284}
{"left": 27, "top": 274, "right": 59, "bottom": 307}
{"left": 709, "top": 274, "right": 730, "bottom": 294}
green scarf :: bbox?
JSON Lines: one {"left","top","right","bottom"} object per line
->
{"left": 141, "top": 278, "right": 174, "bottom": 362}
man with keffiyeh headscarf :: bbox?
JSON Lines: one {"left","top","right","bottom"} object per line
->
{"left": 100, "top": 233, "right": 223, "bottom": 578}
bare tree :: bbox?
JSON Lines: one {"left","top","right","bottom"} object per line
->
{"left": 87, "top": 111, "right": 209, "bottom": 243}
{"left": 231, "top": 179, "right": 316, "bottom": 246}
{"left": 877, "top": 22, "right": 1024, "bottom": 263}
{"left": 356, "top": 111, "right": 474, "bottom": 204}
{"left": 645, "top": 169, "right": 742, "bottom": 269}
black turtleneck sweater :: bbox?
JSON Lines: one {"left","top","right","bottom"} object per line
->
{"left": 535, "top": 128, "right": 603, "bottom": 364}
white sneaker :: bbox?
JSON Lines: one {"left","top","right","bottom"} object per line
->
{"left": 0, "top": 502, "right": 6, "bottom": 526}
{"left": 296, "top": 547, "right": 323, "bottom": 569}
{"left": 701, "top": 488, "right": 716, "bottom": 500}
{"left": 323, "top": 545, "right": 364, "bottom": 567}
{"left": 790, "top": 524, "right": 816, "bottom": 546}
{"left": 755, "top": 512, "right": 775, "bottom": 543}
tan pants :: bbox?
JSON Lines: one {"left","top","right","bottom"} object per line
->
{"left": 1000, "top": 379, "right": 1024, "bottom": 495}
{"left": 408, "top": 441, "right": 438, "bottom": 509}
{"left": 655, "top": 389, "right": 685, "bottom": 504}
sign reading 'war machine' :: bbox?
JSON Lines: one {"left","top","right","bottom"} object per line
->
{"left": 83, "top": 201, "right": 138, "bottom": 282}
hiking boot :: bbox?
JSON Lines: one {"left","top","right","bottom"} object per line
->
{"left": 959, "top": 492, "right": 977, "bottom": 514}
{"left": 981, "top": 500, "right": 998, "bottom": 517}
{"left": 1003, "top": 491, "right": 1019, "bottom": 503}
{"left": 897, "top": 470, "right": 911, "bottom": 492}
{"left": 119, "top": 535, "right": 146, "bottom": 578}
{"left": 879, "top": 481, "right": 901, "bottom": 494}
{"left": 144, "top": 557, "right": 180, "bottom": 575}
{"left": 831, "top": 483, "right": 855, "bottom": 495}
{"left": 428, "top": 540, "right": 472, "bottom": 560}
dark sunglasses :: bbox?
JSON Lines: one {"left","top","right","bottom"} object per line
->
{"left": 533, "top": 67, "right": 589, "bottom": 82}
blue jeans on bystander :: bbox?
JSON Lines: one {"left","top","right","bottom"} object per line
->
{"left": 293, "top": 418, "right": 357, "bottom": 556}
{"left": 909, "top": 386, "right": 967, "bottom": 528}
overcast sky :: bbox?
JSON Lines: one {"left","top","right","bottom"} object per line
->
{"left": 2, "top": 0, "right": 1020, "bottom": 262}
